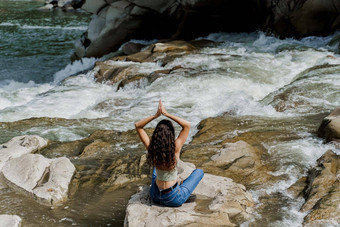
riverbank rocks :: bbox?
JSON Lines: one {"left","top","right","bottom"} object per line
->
{"left": 0, "top": 215, "right": 22, "bottom": 227}
{"left": 180, "top": 115, "right": 291, "bottom": 189}
{"left": 124, "top": 160, "right": 254, "bottom": 227}
{"left": 288, "top": 150, "right": 340, "bottom": 226}
{"left": 93, "top": 40, "right": 197, "bottom": 89}
{"left": 72, "top": 0, "right": 340, "bottom": 59}
{"left": 0, "top": 136, "right": 75, "bottom": 206}
{"left": 201, "top": 140, "right": 273, "bottom": 188}
{"left": 318, "top": 107, "right": 340, "bottom": 143}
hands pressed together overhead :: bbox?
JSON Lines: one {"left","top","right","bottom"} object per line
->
{"left": 156, "top": 99, "right": 168, "bottom": 117}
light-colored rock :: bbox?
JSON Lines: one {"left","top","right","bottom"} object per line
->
{"left": 1, "top": 154, "right": 51, "bottom": 194}
{"left": 124, "top": 160, "right": 254, "bottom": 227}
{"left": 153, "top": 41, "right": 196, "bottom": 53}
{"left": 318, "top": 107, "right": 340, "bottom": 142}
{"left": 33, "top": 157, "right": 76, "bottom": 205}
{"left": 1, "top": 153, "right": 75, "bottom": 206}
{"left": 301, "top": 150, "right": 339, "bottom": 209}
{"left": 0, "top": 215, "right": 22, "bottom": 227}
{"left": 0, "top": 135, "right": 48, "bottom": 171}
{"left": 40, "top": 3, "right": 54, "bottom": 10}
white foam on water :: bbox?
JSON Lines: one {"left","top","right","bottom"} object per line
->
{"left": 245, "top": 134, "right": 340, "bottom": 226}
{"left": 201, "top": 31, "right": 340, "bottom": 52}
{"left": 269, "top": 201, "right": 307, "bottom": 227}
{"left": 53, "top": 58, "right": 97, "bottom": 83}
{"left": 0, "top": 80, "right": 53, "bottom": 111}
{"left": 0, "top": 22, "right": 87, "bottom": 31}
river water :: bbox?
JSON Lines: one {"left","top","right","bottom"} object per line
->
{"left": 1, "top": 1, "right": 340, "bottom": 226}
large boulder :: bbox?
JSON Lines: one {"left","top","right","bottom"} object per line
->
{"left": 72, "top": 0, "right": 340, "bottom": 59}
{"left": 0, "top": 215, "right": 22, "bottom": 227}
{"left": 0, "top": 135, "right": 48, "bottom": 171}
{"left": 317, "top": 107, "right": 340, "bottom": 143}
{"left": 1, "top": 154, "right": 75, "bottom": 206}
{"left": 124, "top": 160, "right": 254, "bottom": 227}
{"left": 0, "top": 135, "right": 75, "bottom": 206}
{"left": 288, "top": 150, "right": 340, "bottom": 226}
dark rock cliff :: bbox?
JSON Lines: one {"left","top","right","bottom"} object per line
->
{"left": 49, "top": 0, "right": 340, "bottom": 62}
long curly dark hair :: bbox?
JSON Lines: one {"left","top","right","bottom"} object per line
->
{"left": 147, "top": 119, "right": 176, "bottom": 171}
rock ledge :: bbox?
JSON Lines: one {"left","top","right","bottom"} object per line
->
{"left": 124, "top": 160, "right": 254, "bottom": 227}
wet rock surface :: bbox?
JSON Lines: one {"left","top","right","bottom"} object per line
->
{"left": 0, "top": 129, "right": 152, "bottom": 226}
{"left": 180, "top": 115, "right": 311, "bottom": 189}
{"left": 124, "top": 160, "right": 254, "bottom": 227}
{"left": 262, "top": 65, "right": 340, "bottom": 114}
{"left": 0, "top": 112, "right": 336, "bottom": 226}
{"left": 318, "top": 107, "right": 340, "bottom": 143}
{"left": 93, "top": 40, "right": 199, "bottom": 89}
{"left": 288, "top": 150, "right": 340, "bottom": 226}
{"left": 71, "top": 0, "right": 340, "bottom": 59}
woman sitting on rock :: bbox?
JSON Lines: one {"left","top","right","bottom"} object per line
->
{"left": 135, "top": 100, "right": 204, "bottom": 207}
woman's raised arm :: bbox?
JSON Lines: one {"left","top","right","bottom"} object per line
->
{"left": 135, "top": 100, "right": 162, "bottom": 149}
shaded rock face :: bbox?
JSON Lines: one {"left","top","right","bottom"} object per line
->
{"left": 318, "top": 107, "right": 340, "bottom": 143}
{"left": 72, "top": 0, "right": 340, "bottom": 59}
{"left": 288, "top": 150, "right": 340, "bottom": 226}
{"left": 0, "top": 215, "right": 22, "bottom": 227}
{"left": 0, "top": 136, "right": 76, "bottom": 206}
{"left": 124, "top": 160, "right": 254, "bottom": 227}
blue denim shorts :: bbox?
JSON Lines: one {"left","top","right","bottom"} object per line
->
{"left": 149, "top": 168, "right": 204, "bottom": 207}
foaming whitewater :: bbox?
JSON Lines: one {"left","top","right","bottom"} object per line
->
{"left": 1, "top": 32, "right": 339, "bottom": 127}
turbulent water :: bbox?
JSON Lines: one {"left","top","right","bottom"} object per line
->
{"left": 1, "top": 1, "right": 340, "bottom": 226}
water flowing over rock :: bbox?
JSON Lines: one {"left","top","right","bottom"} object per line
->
{"left": 0, "top": 136, "right": 76, "bottom": 206}
{"left": 124, "top": 160, "right": 254, "bottom": 227}
{"left": 72, "top": 0, "right": 340, "bottom": 59}
{"left": 318, "top": 107, "right": 340, "bottom": 143}
{"left": 0, "top": 215, "right": 22, "bottom": 227}
{"left": 181, "top": 116, "right": 284, "bottom": 189}
{"left": 93, "top": 40, "right": 198, "bottom": 89}
{"left": 288, "top": 150, "right": 340, "bottom": 226}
